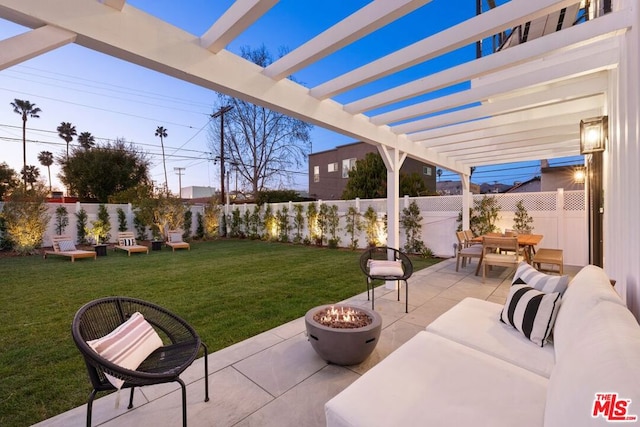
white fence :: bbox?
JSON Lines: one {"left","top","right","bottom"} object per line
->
{"left": 1, "top": 190, "right": 587, "bottom": 266}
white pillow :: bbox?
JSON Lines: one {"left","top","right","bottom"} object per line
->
{"left": 87, "top": 312, "right": 163, "bottom": 389}
{"left": 58, "top": 240, "right": 77, "bottom": 252}
{"left": 512, "top": 261, "right": 569, "bottom": 295}
{"left": 500, "top": 284, "right": 561, "bottom": 347}
{"left": 169, "top": 232, "right": 182, "bottom": 243}
{"left": 368, "top": 260, "right": 404, "bottom": 277}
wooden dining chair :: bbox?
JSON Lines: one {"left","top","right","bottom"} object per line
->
{"left": 481, "top": 236, "right": 520, "bottom": 282}
{"left": 456, "top": 231, "right": 482, "bottom": 272}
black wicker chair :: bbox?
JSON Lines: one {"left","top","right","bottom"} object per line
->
{"left": 71, "top": 297, "right": 209, "bottom": 427}
{"left": 360, "top": 246, "right": 413, "bottom": 313}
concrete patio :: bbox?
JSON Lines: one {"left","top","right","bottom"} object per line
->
{"left": 35, "top": 258, "right": 581, "bottom": 427}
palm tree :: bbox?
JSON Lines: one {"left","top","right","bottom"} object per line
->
{"left": 57, "top": 121, "right": 77, "bottom": 161}
{"left": 155, "top": 126, "right": 168, "bottom": 192}
{"left": 10, "top": 99, "right": 41, "bottom": 187}
{"left": 77, "top": 131, "right": 95, "bottom": 150}
{"left": 37, "top": 151, "right": 54, "bottom": 193}
{"left": 20, "top": 165, "right": 40, "bottom": 191}
{"left": 437, "top": 168, "right": 443, "bottom": 182}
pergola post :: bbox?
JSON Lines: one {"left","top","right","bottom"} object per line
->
{"left": 378, "top": 145, "right": 406, "bottom": 290}
{"left": 460, "top": 173, "right": 472, "bottom": 231}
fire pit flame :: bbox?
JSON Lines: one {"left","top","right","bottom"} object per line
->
{"left": 314, "top": 305, "right": 372, "bottom": 329}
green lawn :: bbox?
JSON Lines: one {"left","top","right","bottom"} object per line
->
{"left": 0, "top": 239, "right": 440, "bottom": 426}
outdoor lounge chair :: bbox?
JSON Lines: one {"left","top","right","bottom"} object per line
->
{"left": 115, "top": 232, "right": 149, "bottom": 256}
{"left": 360, "top": 246, "right": 413, "bottom": 313}
{"left": 72, "top": 296, "right": 209, "bottom": 427}
{"left": 43, "top": 235, "right": 97, "bottom": 262}
{"left": 166, "top": 230, "right": 190, "bottom": 252}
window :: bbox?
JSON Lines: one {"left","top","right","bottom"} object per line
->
{"left": 423, "top": 166, "right": 432, "bottom": 176}
{"left": 313, "top": 165, "right": 319, "bottom": 182}
{"left": 328, "top": 162, "right": 338, "bottom": 173}
{"left": 342, "top": 158, "right": 356, "bottom": 178}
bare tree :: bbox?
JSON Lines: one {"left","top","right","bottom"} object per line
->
{"left": 208, "top": 45, "right": 312, "bottom": 196}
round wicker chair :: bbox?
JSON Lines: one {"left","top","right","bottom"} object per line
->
{"left": 360, "top": 246, "right": 414, "bottom": 313}
{"left": 71, "top": 297, "right": 209, "bottom": 427}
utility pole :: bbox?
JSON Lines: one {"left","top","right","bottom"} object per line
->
{"left": 174, "top": 167, "right": 185, "bottom": 199}
{"left": 211, "top": 105, "right": 234, "bottom": 205}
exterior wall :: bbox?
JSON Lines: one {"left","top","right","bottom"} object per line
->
{"left": 606, "top": 0, "right": 640, "bottom": 321}
{"left": 309, "top": 141, "right": 436, "bottom": 200}
{"left": 182, "top": 186, "right": 216, "bottom": 199}
{"left": 541, "top": 166, "right": 585, "bottom": 191}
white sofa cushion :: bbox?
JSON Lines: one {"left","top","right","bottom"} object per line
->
{"left": 553, "top": 265, "right": 623, "bottom": 358}
{"left": 426, "top": 298, "right": 555, "bottom": 378}
{"left": 544, "top": 301, "right": 640, "bottom": 427}
{"left": 325, "top": 331, "right": 549, "bottom": 427}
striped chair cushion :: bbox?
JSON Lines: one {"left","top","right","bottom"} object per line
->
{"left": 87, "top": 312, "right": 163, "bottom": 389}
{"left": 500, "top": 284, "right": 561, "bottom": 347}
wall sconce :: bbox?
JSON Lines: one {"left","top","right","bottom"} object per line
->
{"left": 580, "top": 116, "right": 608, "bottom": 154}
{"left": 573, "top": 167, "right": 586, "bottom": 184}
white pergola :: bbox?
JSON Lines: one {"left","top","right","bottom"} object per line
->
{"left": 0, "top": 0, "right": 638, "bottom": 320}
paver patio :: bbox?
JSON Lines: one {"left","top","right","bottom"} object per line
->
{"left": 34, "top": 258, "right": 581, "bottom": 427}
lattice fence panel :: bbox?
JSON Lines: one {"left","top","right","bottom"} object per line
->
{"left": 473, "top": 192, "right": 557, "bottom": 211}
{"left": 564, "top": 191, "right": 585, "bottom": 211}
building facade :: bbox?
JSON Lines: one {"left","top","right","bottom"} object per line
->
{"left": 308, "top": 142, "right": 437, "bottom": 200}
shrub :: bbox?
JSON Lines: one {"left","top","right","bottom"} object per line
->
{"left": 116, "top": 207, "right": 127, "bottom": 232}
{"left": 54, "top": 206, "right": 69, "bottom": 235}
{"left": 344, "top": 206, "right": 362, "bottom": 250}
{"left": 76, "top": 208, "right": 89, "bottom": 244}
{"left": 401, "top": 200, "right": 425, "bottom": 254}
{"left": 1, "top": 187, "right": 50, "bottom": 254}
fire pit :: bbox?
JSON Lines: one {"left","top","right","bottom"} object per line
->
{"left": 305, "top": 304, "right": 382, "bottom": 366}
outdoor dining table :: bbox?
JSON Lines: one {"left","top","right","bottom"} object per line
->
{"left": 471, "top": 233, "right": 544, "bottom": 275}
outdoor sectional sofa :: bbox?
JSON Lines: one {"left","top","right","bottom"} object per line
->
{"left": 325, "top": 264, "right": 640, "bottom": 426}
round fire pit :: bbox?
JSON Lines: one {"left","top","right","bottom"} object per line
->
{"left": 305, "top": 304, "right": 382, "bottom": 366}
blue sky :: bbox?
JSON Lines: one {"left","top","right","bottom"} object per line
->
{"left": 0, "top": 1, "right": 580, "bottom": 195}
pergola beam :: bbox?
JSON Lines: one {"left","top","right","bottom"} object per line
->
{"left": 400, "top": 74, "right": 608, "bottom": 135}
{"left": 200, "top": 0, "right": 279, "bottom": 53}
{"left": 310, "top": 0, "right": 582, "bottom": 99}
{"left": 371, "top": 40, "right": 618, "bottom": 126}
{"left": 344, "top": 9, "right": 628, "bottom": 114}
{"left": 0, "top": 26, "right": 77, "bottom": 72}
{"left": 264, "top": 0, "right": 431, "bottom": 80}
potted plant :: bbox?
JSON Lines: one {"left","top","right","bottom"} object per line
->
{"left": 85, "top": 219, "right": 109, "bottom": 256}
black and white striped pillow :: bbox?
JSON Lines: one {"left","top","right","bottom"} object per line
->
{"left": 512, "top": 261, "right": 569, "bottom": 294}
{"left": 500, "top": 284, "right": 561, "bottom": 347}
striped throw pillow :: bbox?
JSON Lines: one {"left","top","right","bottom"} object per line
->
{"left": 500, "top": 284, "right": 561, "bottom": 347}
{"left": 87, "top": 312, "right": 163, "bottom": 389}
{"left": 58, "top": 240, "right": 76, "bottom": 252}
{"left": 120, "top": 238, "right": 136, "bottom": 246}
{"left": 512, "top": 261, "right": 569, "bottom": 295}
